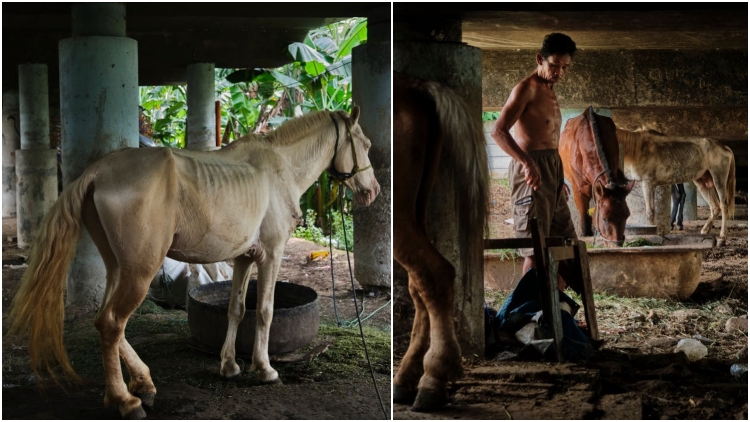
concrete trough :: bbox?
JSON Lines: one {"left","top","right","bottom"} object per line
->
{"left": 485, "top": 234, "right": 716, "bottom": 300}
{"left": 188, "top": 280, "right": 319, "bottom": 356}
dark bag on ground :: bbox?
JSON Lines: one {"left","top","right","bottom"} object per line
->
{"left": 494, "top": 268, "right": 591, "bottom": 361}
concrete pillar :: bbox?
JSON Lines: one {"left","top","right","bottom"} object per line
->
{"left": 2, "top": 90, "right": 20, "bottom": 218}
{"left": 352, "top": 6, "right": 391, "bottom": 289}
{"left": 394, "top": 29, "right": 485, "bottom": 357}
{"left": 683, "top": 182, "right": 698, "bottom": 221}
{"left": 60, "top": 3, "right": 138, "bottom": 308}
{"left": 186, "top": 63, "right": 216, "bottom": 151}
{"left": 626, "top": 181, "right": 671, "bottom": 235}
{"left": 16, "top": 64, "right": 57, "bottom": 248}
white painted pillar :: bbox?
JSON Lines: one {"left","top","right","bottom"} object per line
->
{"left": 352, "top": 8, "right": 391, "bottom": 289}
{"left": 60, "top": 3, "right": 139, "bottom": 308}
{"left": 16, "top": 64, "right": 57, "bottom": 248}
{"left": 186, "top": 63, "right": 216, "bottom": 151}
{"left": 2, "top": 90, "right": 20, "bottom": 218}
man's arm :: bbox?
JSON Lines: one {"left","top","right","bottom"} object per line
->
{"left": 490, "top": 81, "right": 541, "bottom": 190}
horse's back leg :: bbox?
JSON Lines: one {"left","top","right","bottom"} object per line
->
{"left": 709, "top": 167, "right": 731, "bottom": 243}
{"left": 694, "top": 180, "right": 721, "bottom": 237}
{"left": 219, "top": 255, "right": 253, "bottom": 378}
{"left": 393, "top": 96, "right": 461, "bottom": 411}
{"left": 85, "top": 195, "right": 172, "bottom": 419}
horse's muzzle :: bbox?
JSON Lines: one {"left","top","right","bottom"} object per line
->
{"left": 356, "top": 179, "right": 380, "bottom": 207}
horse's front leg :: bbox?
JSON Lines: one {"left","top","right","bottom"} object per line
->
{"left": 251, "top": 242, "right": 286, "bottom": 383}
{"left": 219, "top": 256, "right": 254, "bottom": 378}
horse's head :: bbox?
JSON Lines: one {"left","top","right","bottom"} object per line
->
{"left": 330, "top": 106, "right": 380, "bottom": 207}
{"left": 593, "top": 174, "right": 635, "bottom": 247}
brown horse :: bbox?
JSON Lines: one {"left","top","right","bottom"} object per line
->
{"left": 560, "top": 107, "right": 634, "bottom": 246}
{"left": 8, "top": 108, "right": 379, "bottom": 419}
{"left": 618, "top": 128, "right": 736, "bottom": 245}
{"left": 393, "top": 72, "right": 489, "bottom": 410}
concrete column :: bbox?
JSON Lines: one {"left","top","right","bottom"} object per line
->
{"left": 2, "top": 90, "right": 20, "bottom": 217}
{"left": 683, "top": 182, "right": 698, "bottom": 220}
{"left": 60, "top": 3, "right": 138, "bottom": 308}
{"left": 186, "top": 63, "right": 216, "bottom": 151}
{"left": 394, "top": 35, "right": 485, "bottom": 357}
{"left": 626, "top": 181, "right": 671, "bottom": 235}
{"left": 352, "top": 7, "right": 391, "bottom": 289}
{"left": 16, "top": 64, "right": 57, "bottom": 248}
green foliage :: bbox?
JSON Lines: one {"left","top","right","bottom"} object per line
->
{"left": 293, "top": 209, "right": 355, "bottom": 251}
{"left": 482, "top": 111, "right": 500, "bottom": 122}
{"left": 140, "top": 18, "right": 367, "bottom": 245}
{"left": 293, "top": 209, "right": 325, "bottom": 244}
{"left": 139, "top": 86, "right": 187, "bottom": 147}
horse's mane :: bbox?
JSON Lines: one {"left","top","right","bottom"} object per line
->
{"left": 266, "top": 110, "right": 343, "bottom": 146}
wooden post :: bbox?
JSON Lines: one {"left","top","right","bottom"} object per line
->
{"left": 215, "top": 100, "right": 221, "bottom": 148}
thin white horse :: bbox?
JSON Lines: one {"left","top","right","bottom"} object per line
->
{"left": 9, "top": 107, "right": 379, "bottom": 419}
{"left": 618, "top": 128, "right": 735, "bottom": 245}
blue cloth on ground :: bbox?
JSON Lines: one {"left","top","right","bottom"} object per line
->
{"left": 495, "top": 268, "right": 591, "bottom": 361}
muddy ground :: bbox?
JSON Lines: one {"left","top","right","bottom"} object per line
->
{"left": 2, "top": 218, "right": 391, "bottom": 420}
{"left": 395, "top": 180, "right": 747, "bottom": 420}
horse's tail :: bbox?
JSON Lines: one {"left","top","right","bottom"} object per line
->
{"left": 8, "top": 171, "right": 94, "bottom": 383}
{"left": 726, "top": 149, "right": 736, "bottom": 220}
{"left": 424, "top": 82, "right": 490, "bottom": 286}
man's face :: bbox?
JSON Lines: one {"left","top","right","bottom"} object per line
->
{"left": 537, "top": 53, "right": 572, "bottom": 83}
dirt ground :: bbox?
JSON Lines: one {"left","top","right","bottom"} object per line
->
{"left": 395, "top": 180, "right": 748, "bottom": 420}
{"left": 2, "top": 218, "right": 391, "bottom": 420}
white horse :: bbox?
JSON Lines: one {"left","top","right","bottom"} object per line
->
{"left": 618, "top": 128, "right": 735, "bottom": 245}
{"left": 9, "top": 108, "right": 379, "bottom": 419}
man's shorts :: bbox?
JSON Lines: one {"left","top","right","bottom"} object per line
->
{"left": 509, "top": 149, "right": 577, "bottom": 257}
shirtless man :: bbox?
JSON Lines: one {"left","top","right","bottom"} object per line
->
{"left": 491, "top": 33, "right": 578, "bottom": 291}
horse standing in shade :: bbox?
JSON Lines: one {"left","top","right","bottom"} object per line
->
{"left": 618, "top": 128, "right": 735, "bottom": 245}
{"left": 560, "top": 107, "right": 634, "bottom": 246}
{"left": 9, "top": 108, "right": 380, "bottom": 419}
{"left": 392, "top": 72, "right": 489, "bottom": 411}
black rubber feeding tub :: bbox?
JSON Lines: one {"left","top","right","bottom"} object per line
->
{"left": 188, "top": 280, "right": 319, "bottom": 356}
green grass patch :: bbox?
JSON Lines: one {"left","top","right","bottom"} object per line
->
{"left": 492, "top": 178, "right": 510, "bottom": 189}
{"left": 623, "top": 238, "right": 659, "bottom": 247}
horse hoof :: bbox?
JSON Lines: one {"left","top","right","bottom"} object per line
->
{"left": 261, "top": 377, "right": 283, "bottom": 385}
{"left": 135, "top": 392, "right": 155, "bottom": 410}
{"left": 393, "top": 384, "right": 417, "bottom": 405}
{"left": 411, "top": 388, "right": 447, "bottom": 412}
{"left": 717, "top": 238, "right": 726, "bottom": 247}
{"left": 123, "top": 405, "right": 147, "bottom": 420}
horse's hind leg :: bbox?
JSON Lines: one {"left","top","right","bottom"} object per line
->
{"left": 394, "top": 224, "right": 461, "bottom": 411}
{"left": 84, "top": 198, "right": 170, "bottom": 419}
{"left": 695, "top": 180, "right": 721, "bottom": 236}
{"left": 393, "top": 280, "right": 430, "bottom": 404}
{"left": 220, "top": 255, "right": 253, "bottom": 378}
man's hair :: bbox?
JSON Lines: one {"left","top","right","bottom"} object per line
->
{"left": 540, "top": 33, "right": 577, "bottom": 58}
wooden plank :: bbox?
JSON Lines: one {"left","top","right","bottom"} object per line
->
{"left": 530, "top": 218, "right": 565, "bottom": 362}
{"left": 548, "top": 246, "right": 575, "bottom": 262}
{"left": 547, "top": 252, "right": 565, "bottom": 363}
{"left": 484, "top": 238, "right": 534, "bottom": 250}
{"left": 576, "top": 240, "right": 599, "bottom": 341}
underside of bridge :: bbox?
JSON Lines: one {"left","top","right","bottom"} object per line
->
{"left": 394, "top": 3, "right": 747, "bottom": 356}
{"left": 3, "top": 2, "right": 391, "bottom": 307}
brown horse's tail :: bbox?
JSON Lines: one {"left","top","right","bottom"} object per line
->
{"left": 726, "top": 149, "right": 736, "bottom": 220}
{"left": 8, "top": 171, "right": 94, "bottom": 383}
{"left": 423, "top": 82, "right": 490, "bottom": 288}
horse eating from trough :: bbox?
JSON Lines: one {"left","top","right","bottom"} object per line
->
{"left": 617, "top": 128, "right": 736, "bottom": 246}
{"left": 393, "top": 72, "right": 489, "bottom": 411}
{"left": 560, "top": 107, "right": 634, "bottom": 246}
{"left": 8, "top": 108, "right": 380, "bottom": 419}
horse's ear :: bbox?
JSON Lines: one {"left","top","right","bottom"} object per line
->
{"left": 624, "top": 178, "right": 635, "bottom": 193}
{"left": 350, "top": 105, "right": 360, "bottom": 125}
